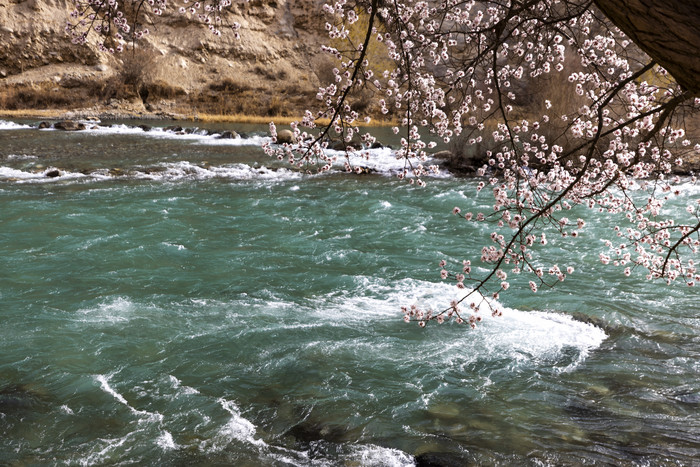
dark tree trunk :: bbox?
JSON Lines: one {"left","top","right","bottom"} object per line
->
{"left": 595, "top": 0, "right": 700, "bottom": 95}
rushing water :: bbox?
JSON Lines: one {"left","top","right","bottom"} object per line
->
{"left": 1, "top": 119, "right": 698, "bottom": 465}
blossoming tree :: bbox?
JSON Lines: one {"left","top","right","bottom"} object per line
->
{"left": 67, "top": 0, "right": 700, "bottom": 326}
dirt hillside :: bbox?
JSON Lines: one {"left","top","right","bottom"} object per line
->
{"left": 0, "top": 0, "right": 335, "bottom": 118}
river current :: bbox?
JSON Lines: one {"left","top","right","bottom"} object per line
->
{"left": 1, "top": 119, "right": 698, "bottom": 465}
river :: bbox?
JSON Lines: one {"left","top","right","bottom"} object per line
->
{"left": 1, "top": 119, "right": 698, "bottom": 465}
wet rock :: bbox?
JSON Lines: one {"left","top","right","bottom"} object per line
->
{"left": 330, "top": 137, "right": 363, "bottom": 151}
{"left": 54, "top": 120, "right": 86, "bottom": 131}
{"left": 569, "top": 312, "right": 623, "bottom": 337}
{"left": 276, "top": 129, "right": 296, "bottom": 144}
{"left": 45, "top": 169, "right": 61, "bottom": 178}
{"left": 37, "top": 121, "right": 51, "bottom": 129}
{"left": 330, "top": 140, "right": 346, "bottom": 151}
{"left": 137, "top": 124, "right": 152, "bottom": 132}
{"left": 415, "top": 452, "right": 473, "bottom": 467}
{"left": 432, "top": 150, "right": 453, "bottom": 159}
{"left": 164, "top": 125, "right": 183, "bottom": 132}
{"left": 217, "top": 130, "right": 238, "bottom": 139}
{"left": 351, "top": 166, "right": 376, "bottom": 175}
{"left": 370, "top": 141, "right": 384, "bottom": 149}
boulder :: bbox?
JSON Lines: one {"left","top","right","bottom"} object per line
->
{"left": 45, "top": 169, "right": 61, "bottom": 178}
{"left": 276, "top": 129, "right": 296, "bottom": 144}
{"left": 431, "top": 150, "right": 453, "bottom": 159}
{"left": 137, "top": 124, "right": 152, "bottom": 132}
{"left": 217, "top": 130, "right": 238, "bottom": 139}
{"left": 53, "top": 120, "right": 86, "bottom": 131}
{"left": 37, "top": 121, "right": 51, "bottom": 129}
{"left": 164, "top": 125, "right": 183, "bottom": 132}
{"left": 330, "top": 137, "right": 363, "bottom": 151}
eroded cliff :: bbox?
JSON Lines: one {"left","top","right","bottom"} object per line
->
{"left": 0, "top": 0, "right": 334, "bottom": 117}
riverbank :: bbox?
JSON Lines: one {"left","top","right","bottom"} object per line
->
{"left": 0, "top": 108, "right": 397, "bottom": 127}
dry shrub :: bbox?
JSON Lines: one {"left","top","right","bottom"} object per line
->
{"left": 0, "top": 82, "right": 104, "bottom": 110}
{"left": 253, "top": 65, "right": 287, "bottom": 81}
{"left": 99, "top": 48, "right": 156, "bottom": 101}
{"left": 144, "top": 80, "right": 187, "bottom": 100}
{"left": 209, "top": 78, "right": 251, "bottom": 93}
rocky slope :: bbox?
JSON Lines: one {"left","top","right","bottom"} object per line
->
{"left": 0, "top": 0, "right": 334, "bottom": 118}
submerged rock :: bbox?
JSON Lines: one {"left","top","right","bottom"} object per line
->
{"left": 0, "top": 383, "right": 50, "bottom": 416}
{"left": 415, "top": 452, "right": 474, "bottom": 467}
{"left": 285, "top": 421, "right": 349, "bottom": 446}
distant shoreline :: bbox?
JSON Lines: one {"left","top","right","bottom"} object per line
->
{"left": 0, "top": 108, "right": 396, "bottom": 127}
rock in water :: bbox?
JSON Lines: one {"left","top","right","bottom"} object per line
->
{"left": 53, "top": 120, "right": 86, "bottom": 131}
{"left": 276, "top": 129, "right": 296, "bottom": 144}
{"left": 415, "top": 452, "right": 473, "bottom": 467}
{"left": 217, "top": 130, "right": 238, "bottom": 139}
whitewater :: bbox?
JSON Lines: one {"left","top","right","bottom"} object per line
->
{"left": 1, "top": 119, "right": 698, "bottom": 465}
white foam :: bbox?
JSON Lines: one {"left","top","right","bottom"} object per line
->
{"left": 314, "top": 278, "right": 606, "bottom": 371}
{"left": 134, "top": 161, "right": 303, "bottom": 182}
{"left": 6, "top": 154, "right": 38, "bottom": 160}
{"left": 95, "top": 374, "right": 164, "bottom": 423}
{"left": 0, "top": 165, "right": 101, "bottom": 184}
{"left": 328, "top": 146, "right": 452, "bottom": 178}
{"left": 95, "top": 374, "right": 130, "bottom": 406}
{"left": 350, "top": 444, "right": 414, "bottom": 467}
{"left": 77, "top": 297, "right": 134, "bottom": 324}
{"left": 198, "top": 134, "right": 272, "bottom": 147}
{"left": 208, "top": 398, "right": 266, "bottom": 452}
{"left": 80, "top": 123, "right": 272, "bottom": 146}
{"left": 156, "top": 431, "right": 177, "bottom": 450}
{"left": 0, "top": 120, "right": 32, "bottom": 130}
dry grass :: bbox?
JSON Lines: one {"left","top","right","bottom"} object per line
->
{"left": 0, "top": 108, "right": 66, "bottom": 118}
{"left": 191, "top": 112, "right": 396, "bottom": 126}
{"left": 0, "top": 82, "right": 103, "bottom": 110}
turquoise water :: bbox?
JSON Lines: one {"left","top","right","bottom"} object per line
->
{"left": 1, "top": 120, "right": 698, "bottom": 465}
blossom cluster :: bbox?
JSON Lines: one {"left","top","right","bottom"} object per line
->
{"left": 294, "top": 0, "right": 699, "bottom": 326}
{"left": 68, "top": 0, "right": 700, "bottom": 325}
